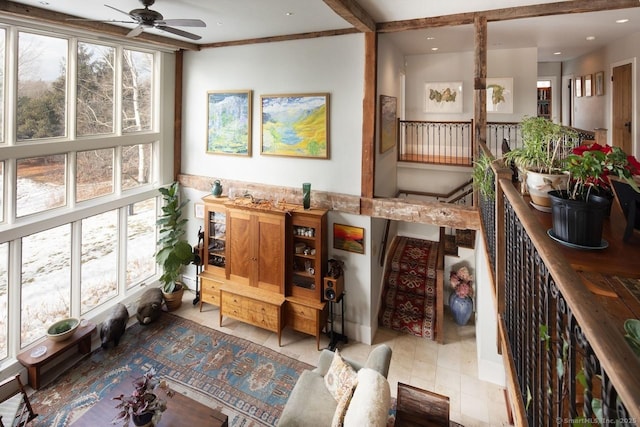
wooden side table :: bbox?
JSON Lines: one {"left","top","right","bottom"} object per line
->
{"left": 17, "top": 322, "right": 96, "bottom": 389}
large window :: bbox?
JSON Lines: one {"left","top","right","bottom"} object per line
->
{"left": 122, "top": 49, "right": 153, "bottom": 133}
{"left": 127, "top": 198, "right": 157, "bottom": 288}
{"left": 81, "top": 211, "right": 118, "bottom": 314}
{"left": 21, "top": 225, "right": 71, "bottom": 347}
{"left": 77, "top": 149, "right": 114, "bottom": 202}
{"left": 16, "top": 155, "right": 66, "bottom": 217}
{"left": 0, "top": 23, "right": 167, "bottom": 363}
{"left": 77, "top": 42, "right": 115, "bottom": 136}
{"left": 17, "top": 32, "right": 67, "bottom": 141}
{"left": 0, "top": 242, "right": 7, "bottom": 359}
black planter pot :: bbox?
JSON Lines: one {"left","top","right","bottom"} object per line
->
{"left": 548, "top": 190, "right": 611, "bottom": 247}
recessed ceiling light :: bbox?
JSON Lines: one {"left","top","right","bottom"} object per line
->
{"left": 586, "top": 36, "right": 596, "bottom": 41}
{"left": 553, "top": 51, "right": 562, "bottom": 55}
{"left": 285, "top": 12, "right": 294, "bottom": 16}
{"left": 217, "top": 22, "right": 223, "bottom": 26}
{"left": 431, "top": 47, "right": 439, "bottom": 51}
{"left": 616, "top": 19, "right": 629, "bottom": 24}
{"left": 426, "top": 36, "right": 435, "bottom": 40}
{"left": 39, "top": 1, "right": 49, "bottom": 5}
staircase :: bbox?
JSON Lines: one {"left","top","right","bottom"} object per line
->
{"left": 379, "top": 236, "right": 442, "bottom": 340}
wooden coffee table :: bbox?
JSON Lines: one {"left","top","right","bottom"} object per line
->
{"left": 71, "top": 380, "right": 228, "bottom": 427}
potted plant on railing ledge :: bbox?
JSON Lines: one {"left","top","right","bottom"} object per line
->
{"left": 547, "top": 143, "right": 640, "bottom": 248}
{"left": 156, "top": 181, "right": 195, "bottom": 311}
{"left": 504, "top": 116, "right": 579, "bottom": 209}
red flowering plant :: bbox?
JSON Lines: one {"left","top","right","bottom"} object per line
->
{"left": 450, "top": 266, "right": 473, "bottom": 299}
{"left": 563, "top": 143, "right": 640, "bottom": 201}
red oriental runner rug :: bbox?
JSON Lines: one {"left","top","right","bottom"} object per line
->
{"left": 379, "top": 236, "right": 439, "bottom": 339}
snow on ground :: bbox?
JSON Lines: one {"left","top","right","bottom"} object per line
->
{"left": 1, "top": 179, "right": 157, "bottom": 353}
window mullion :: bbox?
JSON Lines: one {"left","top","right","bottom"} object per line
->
{"left": 5, "top": 27, "right": 17, "bottom": 145}
{"left": 7, "top": 239, "right": 21, "bottom": 354}
{"left": 71, "top": 220, "right": 82, "bottom": 317}
{"left": 68, "top": 38, "right": 78, "bottom": 140}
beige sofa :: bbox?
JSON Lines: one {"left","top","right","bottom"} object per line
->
{"left": 277, "top": 344, "right": 392, "bottom": 427}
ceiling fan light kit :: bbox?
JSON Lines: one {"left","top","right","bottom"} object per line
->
{"left": 92, "top": 0, "right": 206, "bottom": 40}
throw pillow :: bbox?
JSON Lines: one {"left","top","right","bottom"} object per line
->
{"left": 324, "top": 349, "right": 358, "bottom": 402}
{"left": 343, "top": 368, "right": 390, "bottom": 427}
{"left": 331, "top": 382, "right": 356, "bottom": 427}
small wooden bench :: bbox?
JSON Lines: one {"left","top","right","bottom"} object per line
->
{"left": 16, "top": 323, "right": 96, "bottom": 390}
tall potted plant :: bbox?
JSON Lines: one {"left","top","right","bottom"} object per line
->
{"left": 548, "top": 143, "right": 640, "bottom": 248}
{"left": 156, "top": 181, "right": 195, "bottom": 311}
{"left": 504, "top": 116, "right": 579, "bottom": 208}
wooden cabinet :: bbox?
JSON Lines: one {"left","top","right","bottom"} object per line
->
{"left": 285, "top": 297, "right": 328, "bottom": 350}
{"left": 220, "top": 286, "right": 285, "bottom": 346}
{"left": 200, "top": 198, "right": 329, "bottom": 349}
{"left": 202, "top": 196, "right": 227, "bottom": 276}
{"left": 289, "top": 209, "right": 327, "bottom": 301}
{"left": 227, "top": 206, "right": 288, "bottom": 294}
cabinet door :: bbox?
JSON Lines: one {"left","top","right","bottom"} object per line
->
{"left": 203, "top": 197, "right": 227, "bottom": 276}
{"left": 227, "top": 209, "right": 252, "bottom": 286}
{"left": 256, "top": 212, "right": 286, "bottom": 293}
{"left": 290, "top": 210, "right": 327, "bottom": 301}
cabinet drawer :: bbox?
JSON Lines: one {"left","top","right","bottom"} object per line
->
{"left": 248, "top": 310, "right": 279, "bottom": 331}
{"left": 221, "top": 292, "right": 243, "bottom": 311}
{"left": 286, "top": 302, "right": 316, "bottom": 321}
{"left": 201, "top": 277, "right": 223, "bottom": 305}
{"left": 286, "top": 315, "right": 316, "bottom": 335}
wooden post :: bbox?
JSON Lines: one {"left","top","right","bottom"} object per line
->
{"left": 473, "top": 16, "right": 487, "bottom": 149}
{"left": 361, "top": 32, "right": 377, "bottom": 204}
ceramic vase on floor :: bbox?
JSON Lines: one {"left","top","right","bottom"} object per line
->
{"left": 449, "top": 292, "right": 473, "bottom": 326}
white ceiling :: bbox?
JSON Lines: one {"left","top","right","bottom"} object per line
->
{"left": 8, "top": 0, "right": 640, "bottom": 61}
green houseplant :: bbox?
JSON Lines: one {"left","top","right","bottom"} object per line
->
{"left": 504, "top": 116, "right": 579, "bottom": 207}
{"left": 156, "top": 181, "right": 195, "bottom": 310}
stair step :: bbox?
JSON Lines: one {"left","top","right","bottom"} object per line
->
{"left": 455, "top": 229, "right": 476, "bottom": 249}
{"left": 443, "top": 234, "right": 458, "bottom": 257}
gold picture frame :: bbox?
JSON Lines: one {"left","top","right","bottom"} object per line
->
{"left": 206, "top": 90, "right": 252, "bottom": 156}
{"left": 260, "top": 93, "right": 330, "bottom": 159}
{"left": 595, "top": 71, "right": 605, "bottom": 96}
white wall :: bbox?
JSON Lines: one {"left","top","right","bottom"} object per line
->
{"left": 562, "top": 49, "right": 608, "bottom": 131}
{"left": 182, "top": 35, "right": 364, "bottom": 195}
{"left": 180, "top": 34, "right": 381, "bottom": 344}
{"left": 404, "top": 47, "right": 538, "bottom": 122}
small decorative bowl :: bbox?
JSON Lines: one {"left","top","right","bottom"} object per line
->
{"left": 46, "top": 318, "right": 80, "bottom": 342}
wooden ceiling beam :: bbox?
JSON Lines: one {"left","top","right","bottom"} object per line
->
{"left": 377, "top": 0, "right": 640, "bottom": 33}
{"left": 323, "top": 0, "right": 377, "bottom": 32}
{"left": 199, "top": 28, "right": 360, "bottom": 49}
{"left": 0, "top": 0, "right": 200, "bottom": 51}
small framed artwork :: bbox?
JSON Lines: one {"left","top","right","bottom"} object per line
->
{"left": 595, "top": 71, "right": 605, "bottom": 96}
{"left": 333, "top": 224, "right": 365, "bottom": 254}
{"left": 424, "top": 82, "right": 463, "bottom": 113}
{"left": 584, "top": 74, "right": 593, "bottom": 97}
{"left": 261, "top": 93, "right": 330, "bottom": 159}
{"left": 194, "top": 203, "right": 204, "bottom": 219}
{"left": 207, "top": 90, "right": 252, "bottom": 156}
{"left": 575, "top": 77, "right": 583, "bottom": 97}
{"left": 379, "top": 95, "right": 397, "bottom": 154}
{"left": 486, "top": 77, "right": 514, "bottom": 114}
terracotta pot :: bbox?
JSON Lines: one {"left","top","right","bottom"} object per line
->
{"left": 162, "top": 283, "right": 184, "bottom": 311}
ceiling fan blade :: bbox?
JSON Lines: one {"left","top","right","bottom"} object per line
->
{"left": 155, "top": 25, "right": 202, "bottom": 40}
{"left": 105, "top": 4, "right": 132, "bottom": 17}
{"left": 160, "top": 19, "right": 206, "bottom": 28}
{"left": 127, "top": 25, "right": 145, "bottom": 38}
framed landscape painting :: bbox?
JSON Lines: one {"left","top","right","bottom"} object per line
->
{"left": 206, "top": 90, "right": 252, "bottom": 156}
{"left": 380, "top": 95, "right": 397, "bottom": 154}
{"left": 260, "top": 93, "right": 329, "bottom": 158}
{"left": 333, "top": 223, "right": 365, "bottom": 254}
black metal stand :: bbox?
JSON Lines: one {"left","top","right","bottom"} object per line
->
{"left": 192, "top": 260, "right": 203, "bottom": 306}
{"left": 192, "top": 229, "right": 205, "bottom": 306}
{"left": 327, "top": 292, "right": 348, "bottom": 351}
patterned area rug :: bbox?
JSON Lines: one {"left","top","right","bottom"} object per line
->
{"left": 379, "top": 236, "right": 439, "bottom": 339}
{"left": 28, "top": 313, "right": 312, "bottom": 427}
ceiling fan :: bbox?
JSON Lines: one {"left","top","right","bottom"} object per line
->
{"left": 97, "top": 0, "right": 206, "bottom": 40}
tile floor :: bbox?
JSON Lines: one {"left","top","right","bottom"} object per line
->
{"left": 173, "top": 292, "right": 512, "bottom": 427}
